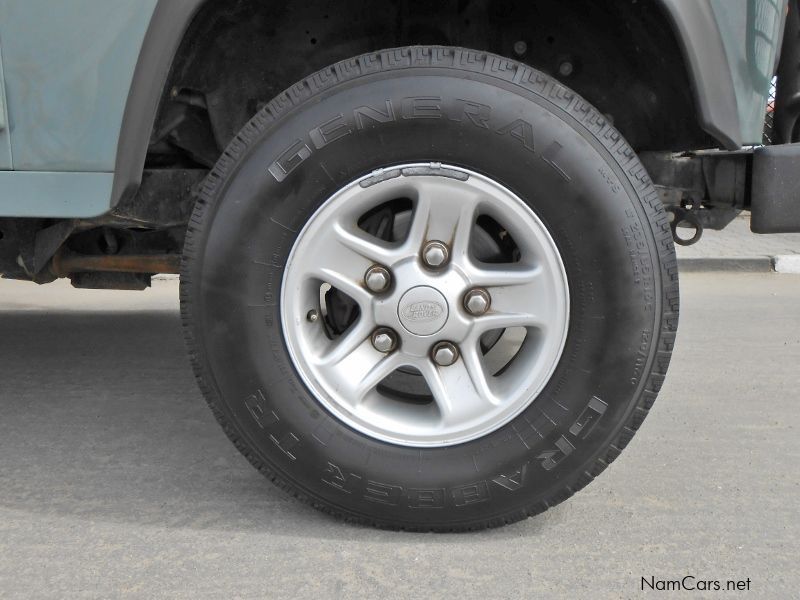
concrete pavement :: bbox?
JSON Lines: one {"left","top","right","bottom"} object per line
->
{"left": 0, "top": 274, "right": 798, "bottom": 598}
{"left": 676, "top": 215, "right": 800, "bottom": 272}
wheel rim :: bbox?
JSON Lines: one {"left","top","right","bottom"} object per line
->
{"left": 281, "top": 164, "right": 569, "bottom": 447}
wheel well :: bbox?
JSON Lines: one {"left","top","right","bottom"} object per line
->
{"left": 146, "top": 0, "right": 713, "bottom": 170}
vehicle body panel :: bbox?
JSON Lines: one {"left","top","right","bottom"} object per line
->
{"left": 0, "top": 0, "right": 785, "bottom": 218}
{"left": 0, "top": 0, "right": 155, "bottom": 217}
{"left": 0, "top": 171, "right": 112, "bottom": 217}
{"left": 711, "top": 0, "right": 785, "bottom": 144}
{"left": 0, "top": 40, "right": 11, "bottom": 170}
{"left": 0, "top": 0, "right": 157, "bottom": 171}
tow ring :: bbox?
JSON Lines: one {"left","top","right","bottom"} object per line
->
{"left": 666, "top": 206, "right": 703, "bottom": 246}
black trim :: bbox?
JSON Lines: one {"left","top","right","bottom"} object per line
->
{"left": 110, "top": 0, "right": 206, "bottom": 209}
{"left": 657, "top": 0, "right": 743, "bottom": 150}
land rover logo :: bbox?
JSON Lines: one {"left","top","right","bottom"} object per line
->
{"left": 402, "top": 301, "right": 444, "bottom": 322}
{"left": 397, "top": 286, "right": 449, "bottom": 336}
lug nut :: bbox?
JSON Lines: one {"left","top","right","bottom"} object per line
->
{"left": 306, "top": 310, "right": 319, "bottom": 323}
{"left": 422, "top": 241, "right": 450, "bottom": 269}
{"left": 463, "top": 288, "right": 491, "bottom": 316}
{"left": 432, "top": 341, "right": 459, "bottom": 367}
{"left": 371, "top": 328, "right": 398, "bottom": 353}
{"left": 365, "top": 265, "right": 391, "bottom": 293}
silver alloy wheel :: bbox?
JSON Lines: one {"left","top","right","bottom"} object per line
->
{"left": 281, "top": 164, "right": 569, "bottom": 447}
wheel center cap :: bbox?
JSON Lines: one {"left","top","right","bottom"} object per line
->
{"left": 397, "top": 286, "right": 449, "bottom": 336}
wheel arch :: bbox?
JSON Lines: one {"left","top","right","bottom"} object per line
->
{"left": 111, "top": 0, "right": 206, "bottom": 210}
{"left": 112, "top": 0, "right": 741, "bottom": 210}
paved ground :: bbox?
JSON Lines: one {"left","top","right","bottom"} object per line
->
{"left": 676, "top": 215, "right": 800, "bottom": 272}
{"left": 0, "top": 273, "right": 798, "bottom": 599}
{"left": 676, "top": 215, "right": 800, "bottom": 259}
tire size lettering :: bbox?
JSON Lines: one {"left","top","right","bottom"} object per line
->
{"left": 621, "top": 216, "right": 655, "bottom": 312}
{"left": 630, "top": 330, "right": 652, "bottom": 386}
{"left": 598, "top": 166, "right": 620, "bottom": 193}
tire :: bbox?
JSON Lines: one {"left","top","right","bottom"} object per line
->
{"left": 180, "top": 46, "right": 679, "bottom": 531}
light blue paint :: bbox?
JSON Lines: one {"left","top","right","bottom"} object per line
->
{"left": 711, "top": 0, "right": 785, "bottom": 145}
{"left": 0, "top": 0, "right": 157, "bottom": 172}
{"left": 0, "top": 40, "right": 12, "bottom": 170}
{"left": 0, "top": 171, "right": 114, "bottom": 217}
